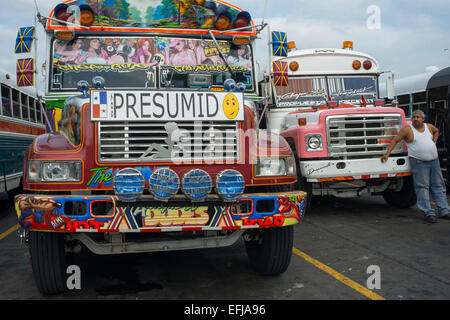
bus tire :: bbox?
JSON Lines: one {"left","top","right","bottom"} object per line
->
{"left": 382, "top": 176, "right": 417, "bottom": 208}
{"left": 245, "top": 226, "right": 294, "bottom": 276}
{"left": 29, "top": 231, "right": 67, "bottom": 295}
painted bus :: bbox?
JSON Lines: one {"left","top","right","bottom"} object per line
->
{"left": 14, "top": 0, "right": 306, "bottom": 294}
{"left": 260, "top": 41, "right": 415, "bottom": 209}
{"left": 0, "top": 69, "right": 46, "bottom": 199}
{"left": 380, "top": 66, "right": 450, "bottom": 186}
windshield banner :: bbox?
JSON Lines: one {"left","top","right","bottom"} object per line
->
{"left": 275, "top": 78, "right": 328, "bottom": 107}
{"left": 328, "top": 77, "right": 377, "bottom": 103}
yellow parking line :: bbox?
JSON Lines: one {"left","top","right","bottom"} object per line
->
{"left": 0, "top": 224, "right": 20, "bottom": 241}
{"left": 293, "top": 247, "right": 386, "bottom": 300}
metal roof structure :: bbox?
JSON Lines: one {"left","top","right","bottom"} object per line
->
{"left": 427, "top": 66, "right": 450, "bottom": 90}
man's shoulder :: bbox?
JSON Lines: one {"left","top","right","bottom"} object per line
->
{"left": 401, "top": 125, "right": 412, "bottom": 132}
{"left": 425, "top": 123, "right": 436, "bottom": 130}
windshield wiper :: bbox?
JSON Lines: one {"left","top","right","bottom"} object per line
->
{"left": 208, "top": 30, "right": 237, "bottom": 82}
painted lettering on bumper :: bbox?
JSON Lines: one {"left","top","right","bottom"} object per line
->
{"left": 14, "top": 192, "right": 306, "bottom": 233}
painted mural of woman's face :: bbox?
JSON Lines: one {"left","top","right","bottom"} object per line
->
{"left": 90, "top": 39, "right": 101, "bottom": 50}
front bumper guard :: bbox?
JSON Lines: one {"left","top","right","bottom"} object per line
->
{"left": 15, "top": 192, "right": 307, "bottom": 233}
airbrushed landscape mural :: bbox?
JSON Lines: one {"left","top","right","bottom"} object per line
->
{"left": 67, "top": 0, "right": 244, "bottom": 29}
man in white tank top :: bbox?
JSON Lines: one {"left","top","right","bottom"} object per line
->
{"left": 381, "top": 110, "right": 450, "bottom": 223}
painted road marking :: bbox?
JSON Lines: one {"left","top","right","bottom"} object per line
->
{"left": 0, "top": 224, "right": 19, "bottom": 241}
{"left": 293, "top": 247, "right": 386, "bottom": 300}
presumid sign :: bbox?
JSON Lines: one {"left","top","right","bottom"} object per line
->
{"left": 91, "top": 90, "right": 244, "bottom": 122}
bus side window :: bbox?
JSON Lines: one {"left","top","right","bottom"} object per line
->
{"left": 21, "top": 93, "right": 29, "bottom": 121}
{"left": 11, "top": 89, "right": 21, "bottom": 119}
{"left": 29, "top": 96, "right": 36, "bottom": 122}
{"left": 36, "top": 100, "right": 43, "bottom": 124}
{"left": 1, "top": 84, "right": 12, "bottom": 117}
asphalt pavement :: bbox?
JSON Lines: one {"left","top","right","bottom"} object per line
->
{"left": 0, "top": 192, "right": 449, "bottom": 301}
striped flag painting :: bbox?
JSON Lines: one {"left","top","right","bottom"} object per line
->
{"left": 92, "top": 91, "right": 108, "bottom": 119}
{"left": 271, "top": 31, "right": 288, "bottom": 57}
{"left": 15, "top": 27, "right": 35, "bottom": 54}
{"left": 16, "top": 58, "right": 34, "bottom": 87}
{"left": 273, "top": 61, "right": 289, "bottom": 87}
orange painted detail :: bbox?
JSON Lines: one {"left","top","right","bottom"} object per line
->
{"left": 395, "top": 172, "right": 412, "bottom": 177}
{"left": 0, "top": 120, "right": 44, "bottom": 136}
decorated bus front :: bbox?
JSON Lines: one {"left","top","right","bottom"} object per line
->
{"left": 14, "top": 0, "right": 306, "bottom": 295}
{"left": 264, "top": 41, "right": 414, "bottom": 209}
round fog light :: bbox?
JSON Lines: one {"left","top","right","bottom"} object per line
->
{"left": 149, "top": 168, "right": 180, "bottom": 201}
{"left": 113, "top": 168, "right": 145, "bottom": 202}
{"left": 215, "top": 170, "right": 245, "bottom": 202}
{"left": 182, "top": 169, "right": 212, "bottom": 202}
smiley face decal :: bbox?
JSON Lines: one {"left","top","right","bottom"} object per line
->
{"left": 223, "top": 93, "right": 239, "bottom": 120}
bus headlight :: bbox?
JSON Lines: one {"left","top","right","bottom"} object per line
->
{"left": 306, "top": 134, "right": 323, "bottom": 151}
{"left": 254, "top": 157, "right": 295, "bottom": 177}
{"left": 28, "top": 161, "right": 82, "bottom": 182}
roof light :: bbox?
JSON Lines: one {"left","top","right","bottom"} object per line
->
{"left": 352, "top": 60, "right": 361, "bottom": 70}
{"left": 287, "top": 41, "right": 296, "bottom": 51}
{"left": 233, "top": 11, "right": 251, "bottom": 29}
{"left": 215, "top": 11, "right": 232, "bottom": 30}
{"left": 289, "top": 61, "right": 299, "bottom": 71}
{"left": 55, "top": 31, "right": 75, "bottom": 40}
{"left": 363, "top": 60, "right": 372, "bottom": 70}
{"left": 79, "top": 4, "right": 95, "bottom": 27}
{"left": 343, "top": 41, "right": 354, "bottom": 50}
{"left": 232, "top": 36, "right": 249, "bottom": 45}
{"left": 54, "top": 3, "right": 71, "bottom": 23}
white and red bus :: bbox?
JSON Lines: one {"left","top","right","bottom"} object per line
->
{"left": 262, "top": 41, "right": 415, "bottom": 209}
{"left": 0, "top": 69, "right": 45, "bottom": 198}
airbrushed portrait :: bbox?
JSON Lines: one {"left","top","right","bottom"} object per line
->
{"left": 52, "top": 36, "right": 252, "bottom": 69}
{"left": 51, "top": 36, "right": 253, "bottom": 91}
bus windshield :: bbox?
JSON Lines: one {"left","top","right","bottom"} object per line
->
{"left": 274, "top": 76, "right": 378, "bottom": 107}
{"left": 50, "top": 36, "right": 254, "bottom": 92}
{"left": 327, "top": 76, "right": 378, "bottom": 104}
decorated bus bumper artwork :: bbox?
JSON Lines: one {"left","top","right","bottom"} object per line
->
{"left": 15, "top": 193, "right": 306, "bottom": 234}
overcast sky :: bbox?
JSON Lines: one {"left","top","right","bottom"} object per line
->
{"left": 1, "top": 0, "right": 449, "bottom": 92}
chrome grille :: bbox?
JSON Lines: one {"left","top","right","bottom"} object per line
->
{"left": 98, "top": 121, "right": 239, "bottom": 162}
{"left": 326, "top": 114, "right": 403, "bottom": 158}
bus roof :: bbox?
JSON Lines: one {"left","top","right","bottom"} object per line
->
{"left": 47, "top": 0, "right": 256, "bottom": 37}
{"left": 0, "top": 68, "right": 44, "bottom": 98}
{"left": 427, "top": 66, "right": 450, "bottom": 90}
{"left": 379, "top": 66, "right": 441, "bottom": 97}
{"left": 275, "top": 47, "right": 380, "bottom": 76}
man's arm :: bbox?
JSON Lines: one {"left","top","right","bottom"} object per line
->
{"left": 380, "top": 126, "right": 410, "bottom": 163}
{"left": 427, "top": 123, "right": 439, "bottom": 143}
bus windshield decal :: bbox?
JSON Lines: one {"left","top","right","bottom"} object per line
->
{"left": 274, "top": 76, "right": 378, "bottom": 107}
{"left": 275, "top": 78, "right": 328, "bottom": 107}
{"left": 50, "top": 37, "right": 253, "bottom": 91}
{"left": 328, "top": 76, "right": 377, "bottom": 103}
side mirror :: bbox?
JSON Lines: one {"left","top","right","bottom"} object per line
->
{"left": 386, "top": 74, "right": 395, "bottom": 100}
